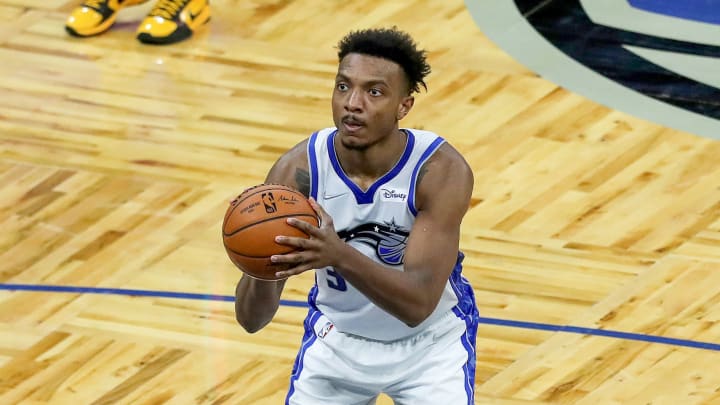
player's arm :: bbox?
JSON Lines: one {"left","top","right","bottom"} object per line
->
{"left": 340, "top": 144, "right": 473, "bottom": 326}
{"left": 400, "top": 144, "right": 473, "bottom": 323}
{"left": 234, "top": 139, "right": 310, "bottom": 333}
{"left": 276, "top": 143, "right": 473, "bottom": 327}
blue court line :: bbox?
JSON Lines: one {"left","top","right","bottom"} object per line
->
{"left": 2, "top": 283, "right": 719, "bottom": 352}
{"left": 0, "top": 283, "right": 309, "bottom": 308}
{"left": 478, "top": 316, "right": 720, "bottom": 352}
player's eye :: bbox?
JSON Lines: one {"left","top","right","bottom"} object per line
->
{"left": 336, "top": 83, "right": 349, "bottom": 91}
{"left": 369, "top": 88, "right": 382, "bottom": 96}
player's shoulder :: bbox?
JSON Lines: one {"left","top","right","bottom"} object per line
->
{"left": 433, "top": 142, "right": 470, "bottom": 170}
{"left": 405, "top": 128, "right": 470, "bottom": 176}
{"left": 278, "top": 127, "right": 336, "bottom": 158}
{"left": 266, "top": 128, "right": 335, "bottom": 196}
{"left": 269, "top": 141, "right": 305, "bottom": 178}
{"left": 405, "top": 127, "right": 439, "bottom": 136}
{"left": 412, "top": 130, "right": 473, "bottom": 210}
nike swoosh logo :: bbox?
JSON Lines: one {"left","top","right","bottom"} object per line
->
{"left": 323, "top": 192, "right": 348, "bottom": 200}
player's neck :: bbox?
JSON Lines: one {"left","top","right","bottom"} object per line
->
{"left": 336, "top": 129, "right": 408, "bottom": 190}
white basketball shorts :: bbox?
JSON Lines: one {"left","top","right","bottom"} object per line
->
{"left": 285, "top": 308, "right": 478, "bottom": 405}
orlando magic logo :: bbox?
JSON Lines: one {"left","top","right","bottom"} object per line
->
{"left": 464, "top": 0, "right": 720, "bottom": 139}
{"left": 336, "top": 219, "right": 409, "bottom": 265}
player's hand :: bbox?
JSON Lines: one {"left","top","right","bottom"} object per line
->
{"left": 271, "top": 198, "right": 346, "bottom": 278}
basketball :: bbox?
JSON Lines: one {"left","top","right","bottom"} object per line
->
{"left": 222, "top": 184, "right": 319, "bottom": 280}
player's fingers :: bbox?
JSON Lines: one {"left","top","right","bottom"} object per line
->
{"left": 274, "top": 235, "right": 313, "bottom": 249}
{"left": 308, "top": 197, "right": 324, "bottom": 215}
{"left": 275, "top": 264, "right": 312, "bottom": 279}
{"left": 308, "top": 198, "right": 332, "bottom": 227}
{"left": 286, "top": 217, "right": 322, "bottom": 237}
{"left": 287, "top": 218, "right": 322, "bottom": 238}
{"left": 270, "top": 252, "right": 301, "bottom": 265}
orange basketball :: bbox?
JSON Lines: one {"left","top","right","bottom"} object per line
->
{"left": 222, "top": 184, "right": 319, "bottom": 280}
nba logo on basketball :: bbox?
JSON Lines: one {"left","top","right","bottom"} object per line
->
{"left": 261, "top": 192, "right": 277, "bottom": 213}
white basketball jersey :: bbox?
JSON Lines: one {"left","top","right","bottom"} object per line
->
{"left": 306, "top": 127, "right": 475, "bottom": 341}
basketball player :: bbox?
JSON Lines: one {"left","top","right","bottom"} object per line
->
{"left": 234, "top": 27, "right": 478, "bottom": 404}
{"left": 65, "top": 0, "right": 210, "bottom": 45}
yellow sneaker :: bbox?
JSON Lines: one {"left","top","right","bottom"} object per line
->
{"left": 136, "top": 0, "right": 210, "bottom": 45}
{"left": 65, "top": 0, "right": 149, "bottom": 37}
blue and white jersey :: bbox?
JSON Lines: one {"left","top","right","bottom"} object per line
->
{"left": 305, "top": 127, "right": 476, "bottom": 341}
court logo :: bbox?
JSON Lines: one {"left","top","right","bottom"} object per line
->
{"left": 464, "top": 0, "right": 720, "bottom": 140}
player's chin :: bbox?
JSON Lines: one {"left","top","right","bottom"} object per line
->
{"left": 338, "top": 132, "right": 370, "bottom": 150}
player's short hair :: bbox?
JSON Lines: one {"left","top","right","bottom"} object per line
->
{"left": 337, "top": 27, "right": 431, "bottom": 94}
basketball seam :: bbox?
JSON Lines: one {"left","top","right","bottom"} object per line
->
{"left": 222, "top": 213, "right": 319, "bottom": 237}
{"left": 224, "top": 246, "right": 295, "bottom": 258}
{"left": 236, "top": 185, "right": 303, "bottom": 204}
{"left": 226, "top": 185, "right": 305, "bottom": 222}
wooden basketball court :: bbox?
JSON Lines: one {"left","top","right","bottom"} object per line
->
{"left": 1, "top": 1, "right": 719, "bottom": 404}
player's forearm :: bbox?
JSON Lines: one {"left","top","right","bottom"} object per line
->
{"left": 333, "top": 246, "right": 439, "bottom": 327}
{"left": 234, "top": 276, "right": 284, "bottom": 333}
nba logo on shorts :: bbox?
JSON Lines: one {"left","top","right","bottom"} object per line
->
{"left": 317, "top": 321, "right": 334, "bottom": 339}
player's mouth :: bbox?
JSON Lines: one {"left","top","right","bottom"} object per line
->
{"left": 342, "top": 116, "right": 365, "bottom": 133}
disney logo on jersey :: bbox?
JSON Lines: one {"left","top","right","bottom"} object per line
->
{"left": 336, "top": 220, "right": 409, "bottom": 265}
{"left": 380, "top": 188, "right": 408, "bottom": 202}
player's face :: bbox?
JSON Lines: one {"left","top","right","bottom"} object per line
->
{"left": 332, "top": 53, "right": 414, "bottom": 150}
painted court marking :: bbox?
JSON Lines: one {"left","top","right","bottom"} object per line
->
{"left": 2, "top": 283, "right": 719, "bottom": 352}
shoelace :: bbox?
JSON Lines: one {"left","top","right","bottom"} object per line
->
{"left": 84, "top": 0, "right": 108, "bottom": 9}
{"left": 148, "top": 0, "right": 190, "bottom": 20}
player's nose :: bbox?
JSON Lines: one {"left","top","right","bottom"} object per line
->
{"left": 345, "top": 89, "right": 363, "bottom": 112}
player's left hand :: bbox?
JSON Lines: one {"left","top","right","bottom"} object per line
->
{"left": 271, "top": 197, "right": 347, "bottom": 278}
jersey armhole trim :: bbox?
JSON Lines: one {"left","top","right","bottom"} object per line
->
{"left": 408, "top": 136, "right": 446, "bottom": 215}
{"left": 308, "top": 131, "right": 320, "bottom": 200}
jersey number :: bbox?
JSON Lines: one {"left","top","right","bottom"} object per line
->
{"left": 326, "top": 269, "right": 347, "bottom": 291}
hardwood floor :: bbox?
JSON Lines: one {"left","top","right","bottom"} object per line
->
{"left": 1, "top": 1, "right": 719, "bottom": 404}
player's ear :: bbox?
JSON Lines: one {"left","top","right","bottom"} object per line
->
{"left": 397, "top": 96, "right": 414, "bottom": 121}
